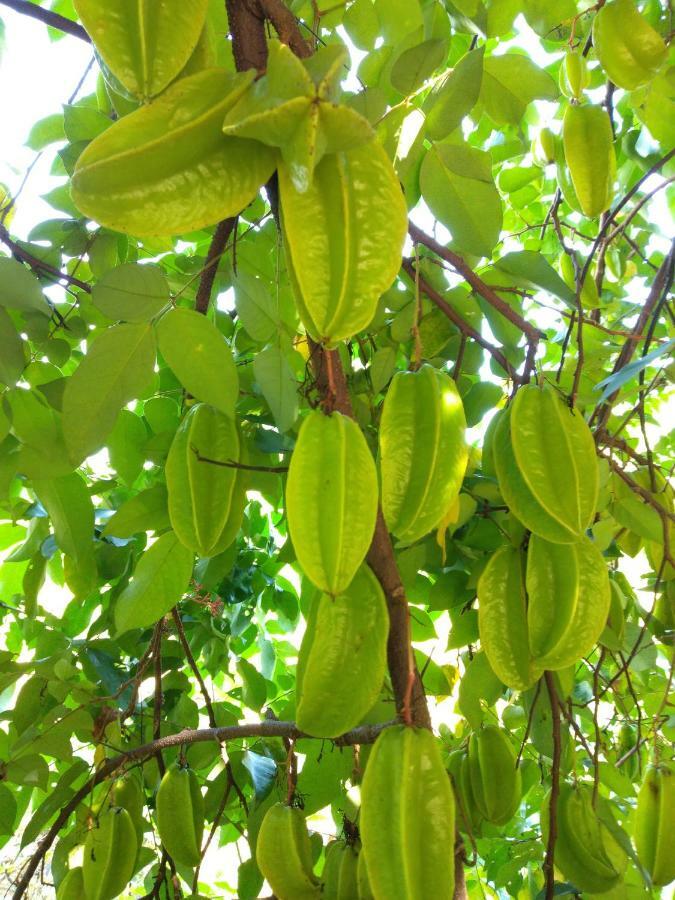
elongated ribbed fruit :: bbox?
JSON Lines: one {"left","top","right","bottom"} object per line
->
{"left": 477, "top": 545, "right": 542, "bottom": 691}
{"left": 256, "top": 803, "right": 321, "bottom": 900}
{"left": 322, "top": 841, "right": 360, "bottom": 900}
{"left": 110, "top": 773, "right": 145, "bottom": 845}
{"left": 296, "top": 565, "right": 388, "bottom": 737}
{"left": 634, "top": 764, "right": 675, "bottom": 886}
{"left": 509, "top": 383, "right": 599, "bottom": 541}
{"left": 166, "top": 403, "right": 242, "bottom": 557}
{"left": 379, "top": 366, "right": 468, "bottom": 544}
{"left": 592, "top": 0, "right": 667, "bottom": 91}
{"left": 447, "top": 749, "right": 482, "bottom": 837}
{"left": 155, "top": 764, "right": 204, "bottom": 867}
{"left": 83, "top": 807, "right": 137, "bottom": 900}
{"left": 286, "top": 410, "right": 378, "bottom": 594}
{"left": 467, "top": 725, "right": 522, "bottom": 825}
{"left": 541, "top": 783, "right": 626, "bottom": 893}
{"left": 526, "top": 534, "right": 610, "bottom": 669}
{"left": 279, "top": 140, "right": 407, "bottom": 346}
{"left": 56, "top": 867, "right": 85, "bottom": 900}
{"left": 357, "top": 851, "right": 375, "bottom": 899}
{"left": 360, "top": 726, "right": 455, "bottom": 899}
{"left": 562, "top": 104, "right": 616, "bottom": 218}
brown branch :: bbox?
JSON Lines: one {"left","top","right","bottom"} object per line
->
{"left": 403, "top": 259, "right": 519, "bottom": 384}
{"left": 0, "top": 223, "right": 92, "bottom": 294}
{"left": 225, "top": 0, "right": 268, "bottom": 72}
{"left": 11, "top": 718, "right": 392, "bottom": 900}
{"left": 0, "top": 0, "right": 89, "bottom": 41}
{"left": 601, "top": 453, "right": 675, "bottom": 525}
{"left": 592, "top": 239, "right": 675, "bottom": 431}
{"left": 191, "top": 447, "right": 288, "bottom": 473}
{"left": 151, "top": 624, "right": 166, "bottom": 778}
{"left": 259, "top": 0, "right": 312, "bottom": 57}
{"left": 543, "top": 672, "right": 561, "bottom": 900}
{"left": 194, "top": 218, "right": 238, "bottom": 315}
{"left": 408, "top": 222, "right": 544, "bottom": 346}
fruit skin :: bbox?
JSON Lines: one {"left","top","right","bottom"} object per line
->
{"left": 109, "top": 773, "right": 145, "bottom": 846}
{"left": 477, "top": 544, "right": 542, "bottom": 691}
{"left": 155, "top": 763, "right": 204, "bottom": 868}
{"left": 71, "top": 69, "right": 276, "bottom": 237}
{"left": 561, "top": 50, "right": 590, "bottom": 99}
{"left": 82, "top": 807, "right": 138, "bottom": 900}
{"left": 256, "top": 803, "right": 321, "bottom": 900}
{"left": 593, "top": 0, "right": 667, "bottom": 91}
{"left": 541, "top": 783, "right": 625, "bottom": 893}
{"left": 447, "top": 749, "right": 482, "bottom": 837}
{"left": 56, "top": 867, "right": 85, "bottom": 900}
{"left": 296, "top": 565, "right": 388, "bottom": 738}
{"left": 379, "top": 366, "right": 468, "bottom": 544}
{"left": 509, "top": 383, "right": 599, "bottom": 541}
{"left": 526, "top": 534, "right": 611, "bottom": 670}
{"left": 286, "top": 410, "right": 378, "bottom": 595}
{"left": 467, "top": 725, "right": 522, "bottom": 826}
{"left": 279, "top": 140, "right": 407, "bottom": 346}
{"left": 634, "top": 764, "right": 675, "bottom": 886}
{"left": 322, "top": 841, "right": 360, "bottom": 900}
{"left": 360, "top": 726, "right": 455, "bottom": 900}
{"left": 166, "top": 403, "right": 242, "bottom": 557}
{"left": 563, "top": 104, "right": 616, "bottom": 218}
{"left": 357, "top": 850, "right": 375, "bottom": 899}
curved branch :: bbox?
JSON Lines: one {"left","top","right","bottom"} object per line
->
{"left": 11, "top": 718, "right": 392, "bottom": 900}
{"left": 0, "top": 0, "right": 89, "bottom": 41}
{"left": 194, "top": 217, "right": 238, "bottom": 315}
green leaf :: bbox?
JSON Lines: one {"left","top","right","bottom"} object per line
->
{"left": 234, "top": 272, "right": 280, "bottom": 342}
{"left": 62, "top": 322, "right": 156, "bottom": 464}
{"left": 480, "top": 54, "right": 558, "bottom": 125}
{"left": 92, "top": 263, "right": 170, "bottom": 323}
{"left": 493, "top": 251, "right": 576, "bottom": 308}
{"left": 0, "top": 307, "right": 26, "bottom": 386}
{"left": 63, "top": 104, "right": 111, "bottom": 142}
{"left": 253, "top": 345, "right": 298, "bottom": 433}
{"left": 156, "top": 308, "right": 238, "bottom": 416}
{"left": 594, "top": 339, "right": 675, "bottom": 402}
{"left": 420, "top": 142, "right": 503, "bottom": 257}
{"left": 32, "top": 472, "right": 94, "bottom": 565}
{"left": 370, "top": 347, "right": 397, "bottom": 395}
{"left": 115, "top": 532, "right": 194, "bottom": 634}
{"left": 425, "top": 47, "right": 484, "bottom": 140}
{"left": 390, "top": 39, "right": 448, "bottom": 95}
{"left": 107, "top": 409, "right": 147, "bottom": 486}
{"left": 25, "top": 113, "right": 65, "bottom": 151}
{"left": 103, "top": 485, "right": 170, "bottom": 537}
{"left": 0, "top": 258, "right": 49, "bottom": 316}
{"left": 237, "top": 658, "right": 267, "bottom": 711}
{"left": 0, "top": 784, "right": 17, "bottom": 836}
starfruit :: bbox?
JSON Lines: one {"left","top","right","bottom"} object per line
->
{"left": 322, "top": 841, "right": 360, "bottom": 900}
{"left": 532, "top": 127, "right": 557, "bottom": 166}
{"left": 467, "top": 725, "right": 522, "bottom": 826}
{"left": 526, "top": 534, "right": 610, "bottom": 669}
{"left": 593, "top": 0, "right": 667, "bottom": 91}
{"left": 83, "top": 807, "right": 137, "bottom": 900}
{"left": 559, "top": 251, "right": 600, "bottom": 309}
{"left": 256, "top": 803, "right": 322, "bottom": 900}
{"left": 56, "top": 867, "right": 85, "bottom": 900}
{"left": 109, "top": 773, "right": 146, "bottom": 846}
{"left": 74, "top": 0, "right": 208, "bottom": 101}
{"left": 296, "top": 565, "right": 388, "bottom": 738}
{"left": 379, "top": 366, "right": 468, "bottom": 545}
{"left": 166, "top": 403, "right": 244, "bottom": 557}
{"left": 360, "top": 726, "right": 455, "bottom": 900}
{"left": 477, "top": 545, "right": 542, "bottom": 691}
{"left": 542, "top": 783, "right": 626, "bottom": 893}
{"left": 286, "top": 410, "right": 378, "bottom": 594}
{"left": 447, "top": 749, "right": 483, "bottom": 837}
{"left": 223, "top": 42, "right": 373, "bottom": 192}
{"left": 155, "top": 763, "right": 204, "bottom": 868}
{"left": 634, "top": 764, "right": 675, "bottom": 886}
{"left": 357, "top": 851, "right": 375, "bottom": 900}
{"left": 501, "top": 383, "right": 599, "bottom": 543}
{"left": 560, "top": 49, "right": 590, "bottom": 99}
{"left": 562, "top": 104, "right": 616, "bottom": 218}
{"left": 71, "top": 69, "right": 276, "bottom": 237}
{"left": 279, "top": 140, "right": 407, "bottom": 346}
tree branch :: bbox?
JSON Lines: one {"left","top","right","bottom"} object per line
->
{"left": 0, "top": 0, "right": 89, "bottom": 41}
{"left": 0, "top": 223, "right": 92, "bottom": 294}
{"left": 402, "top": 259, "right": 520, "bottom": 383}
{"left": 11, "top": 719, "right": 392, "bottom": 900}
{"left": 194, "top": 218, "right": 238, "bottom": 315}
{"left": 408, "top": 222, "right": 544, "bottom": 347}
{"left": 258, "top": 0, "right": 312, "bottom": 57}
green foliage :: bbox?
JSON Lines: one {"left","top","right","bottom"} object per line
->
{"left": 0, "top": 0, "right": 673, "bottom": 898}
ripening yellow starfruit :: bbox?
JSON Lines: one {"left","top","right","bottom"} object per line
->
{"left": 155, "top": 763, "right": 204, "bottom": 868}
{"left": 562, "top": 104, "right": 616, "bottom": 217}
{"left": 593, "top": 0, "right": 667, "bottom": 91}
{"left": 256, "top": 803, "right": 322, "bottom": 900}
{"left": 634, "top": 764, "right": 675, "bottom": 886}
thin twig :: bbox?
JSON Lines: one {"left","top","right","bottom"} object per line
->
{"left": 543, "top": 672, "right": 561, "bottom": 900}
{"left": 0, "top": 0, "right": 89, "bottom": 41}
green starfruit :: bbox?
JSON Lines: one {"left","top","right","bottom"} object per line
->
{"left": 593, "top": 0, "right": 667, "bottom": 91}
{"left": 562, "top": 104, "right": 616, "bottom": 218}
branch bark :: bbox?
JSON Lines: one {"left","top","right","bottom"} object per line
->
{"left": 543, "top": 672, "right": 561, "bottom": 900}
{"left": 0, "top": 0, "right": 89, "bottom": 41}
{"left": 194, "top": 217, "right": 238, "bottom": 315}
